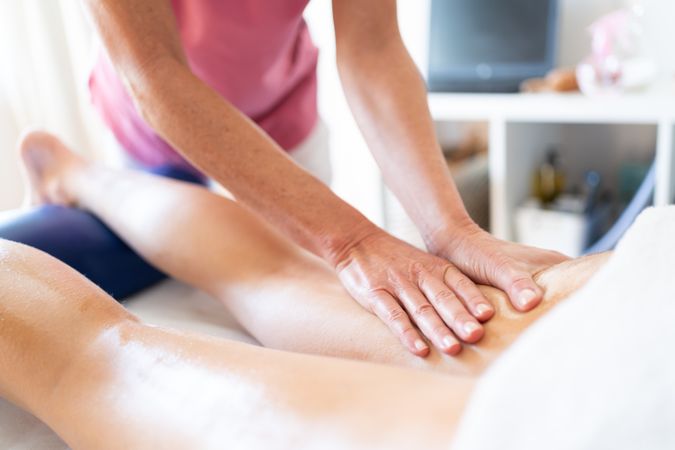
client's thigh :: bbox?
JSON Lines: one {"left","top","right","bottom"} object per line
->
{"left": 218, "top": 251, "right": 609, "bottom": 375}
{"left": 0, "top": 239, "right": 467, "bottom": 450}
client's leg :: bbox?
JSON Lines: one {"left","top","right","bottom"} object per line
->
{"left": 20, "top": 131, "right": 480, "bottom": 358}
{"left": 0, "top": 239, "right": 138, "bottom": 438}
{"left": 18, "top": 132, "right": 608, "bottom": 375}
{"left": 0, "top": 239, "right": 468, "bottom": 450}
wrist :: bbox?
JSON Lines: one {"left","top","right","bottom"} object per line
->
{"left": 321, "top": 216, "right": 384, "bottom": 269}
{"left": 398, "top": 179, "right": 478, "bottom": 255}
{"left": 422, "top": 214, "right": 482, "bottom": 256}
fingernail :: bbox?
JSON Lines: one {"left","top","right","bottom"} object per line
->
{"left": 442, "top": 335, "right": 456, "bottom": 349}
{"left": 476, "top": 303, "right": 493, "bottom": 316}
{"left": 518, "top": 289, "right": 537, "bottom": 308}
{"left": 414, "top": 339, "right": 428, "bottom": 351}
{"left": 463, "top": 321, "right": 481, "bottom": 336}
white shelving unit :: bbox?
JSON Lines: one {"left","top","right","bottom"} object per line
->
{"left": 428, "top": 90, "right": 675, "bottom": 240}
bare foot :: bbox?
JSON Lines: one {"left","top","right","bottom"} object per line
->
{"left": 18, "top": 130, "right": 86, "bottom": 207}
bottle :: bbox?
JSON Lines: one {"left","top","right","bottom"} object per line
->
{"left": 533, "top": 148, "right": 565, "bottom": 205}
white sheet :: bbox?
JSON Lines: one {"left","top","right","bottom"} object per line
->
{"left": 0, "top": 280, "right": 258, "bottom": 450}
{"left": 453, "top": 207, "right": 675, "bottom": 450}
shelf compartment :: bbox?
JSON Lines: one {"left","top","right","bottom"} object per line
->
{"left": 496, "top": 121, "right": 657, "bottom": 241}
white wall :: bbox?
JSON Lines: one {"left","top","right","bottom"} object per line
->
{"left": 557, "top": 0, "right": 623, "bottom": 66}
{"left": 559, "top": 0, "right": 674, "bottom": 79}
{"left": 0, "top": 89, "right": 23, "bottom": 211}
{"left": 0, "top": 1, "right": 110, "bottom": 212}
{"left": 640, "top": 0, "right": 675, "bottom": 81}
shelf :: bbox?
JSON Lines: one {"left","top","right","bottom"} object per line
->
{"left": 496, "top": 122, "right": 656, "bottom": 242}
{"left": 426, "top": 90, "right": 675, "bottom": 243}
{"left": 429, "top": 90, "right": 675, "bottom": 124}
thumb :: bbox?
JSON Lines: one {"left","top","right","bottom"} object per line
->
{"left": 493, "top": 263, "right": 543, "bottom": 311}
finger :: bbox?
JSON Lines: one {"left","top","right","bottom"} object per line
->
{"left": 443, "top": 266, "right": 494, "bottom": 322}
{"left": 367, "top": 290, "right": 430, "bottom": 357}
{"left": 494, "top": 262, "right": 544, "bottom": 311}
{"left": 395, "top": 284, "right": 461, "bottom": 355}
{"left": 419, "top": 274, "right": 484, "bottom": 344}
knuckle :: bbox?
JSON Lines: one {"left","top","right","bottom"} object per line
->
{"left": 434, "top": 289, "right": 458, "bottom": 304}
{"left": 398, "top": 324, "right": 417, "bottom": 337}
{"left": 493, "top": 256, "right": 513, "bottom": 274}
{"left": 412, "top": 302, "right": 436, "bottom": 317}
{"left": 409, "top": 261, "right": 426, "bottom": 276}
{"left": 453, "top": 277, "right": 474, "bottom": 292}
{"left": 363, "top": 291, "right": 383, "bottom": 311}
{"left": 491, "top": 256, "right": 525, "bottom": 285}
{"left": 452, "top": 313, "right": 476, "bottom": 330}
{"left": 433, "top": 324, "right": 451, "bottom": 337}
{"left": 386, "top": 271, "right": 408, "bottom": 289}
{"left": 466, "top": 293, "right": 485, "bottom": 305}
{"left": 384, "top": 306, "right": 407, "bottom": 324}
{"left": 454, "top": 313, "right": 474, "bottom": 326}
{"left": 509, "top": 275, "right": 535, "bottom": 292}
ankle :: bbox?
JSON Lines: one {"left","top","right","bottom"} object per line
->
{"left": 61, "top": 161, "right": 97, "bottom": 209}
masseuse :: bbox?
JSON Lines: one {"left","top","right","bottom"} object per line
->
{"left": 82, "top": 0, "right": 565, "bottom": 355}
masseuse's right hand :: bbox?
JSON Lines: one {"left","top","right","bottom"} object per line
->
{"left": 335, "top": 228, "right": 494, "bottom": 356}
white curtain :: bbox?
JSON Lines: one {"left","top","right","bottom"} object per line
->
{"left": 0, "top": 0, "right": 113, "bottom": 211}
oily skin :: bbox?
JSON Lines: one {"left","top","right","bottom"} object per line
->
{"left": 0, "top": 242, "right": 137, "bottom": 414}
{"left": 8, "top": 136, "right": 609, "bottom": 448}
{"left": 18, "top": 133, "right": 607, "bottom": 377}
{"left": 79, "top": 0, "right": 567, "bottom": 356}
{"left": 0, "top": 239, "right": 469, "bottom": 450}
{"left": 0, "top": 238, "right": 606, "bottom": 449}
{"left": 244, "top": 252, "right": 610, "bottom": 376}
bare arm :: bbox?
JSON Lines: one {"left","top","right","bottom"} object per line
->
{"left": 81, "top": 0, "right": 368, "bottom": 260}
{"left": 78, "top": 0, "right": 493, "bottom": 356}
{"left": 333, "top": 0, "right": 471, "bottom": 238}
{"left": 333, "top": 0, "right": 569, "bottom": 309}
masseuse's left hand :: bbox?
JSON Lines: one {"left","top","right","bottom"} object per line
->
{"left": 430, "top": 221, "right": 570, "bottom": 312}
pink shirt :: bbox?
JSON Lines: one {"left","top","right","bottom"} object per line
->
{"left": 89, "top": 0, "right": 318, "bottom": 169}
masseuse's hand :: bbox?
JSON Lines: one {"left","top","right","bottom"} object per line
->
{"left": 335, "top": 229, "right": 495, "bottom": 357}
{"left": 431, "top": 221, "right": 570, "bottom": 313}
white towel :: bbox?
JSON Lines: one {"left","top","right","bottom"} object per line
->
{"left": 453, "top": 207, "right": 675, "bottom": 450}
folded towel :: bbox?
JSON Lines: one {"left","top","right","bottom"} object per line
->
{"left": 454, "top": 206, "right": 675, "bottom": 450}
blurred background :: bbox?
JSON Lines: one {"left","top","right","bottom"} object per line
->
{"left": 1, "top": 0, "right": 674, "bottom": 256}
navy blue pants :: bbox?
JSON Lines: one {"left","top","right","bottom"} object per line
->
{"left": 0, "top": 166, "right": 205, "bottom": 301}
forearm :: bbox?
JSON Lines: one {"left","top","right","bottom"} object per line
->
{"left": 126, "top": 58, "right": 377, "bottom": 264}
{"left": 82, "top": 0, "right": 379, "bottom": 265}
{"left": 339, "top": 41, "right": 473, "bottom": 247}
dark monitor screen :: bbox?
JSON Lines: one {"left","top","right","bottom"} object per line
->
{"left": 428, "top": 0, "right": 558, "bottom": 92}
